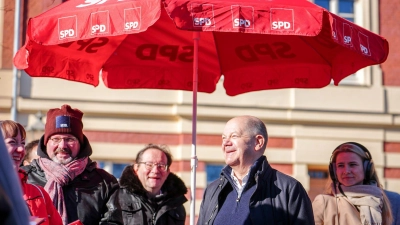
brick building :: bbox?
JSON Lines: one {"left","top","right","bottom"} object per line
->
{"left": 1, "top": 0, "right": 400, "bottom": 223}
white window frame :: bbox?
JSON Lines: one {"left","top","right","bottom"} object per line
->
{"left": 312, "top": 0, "right": 372, "bottom": 86}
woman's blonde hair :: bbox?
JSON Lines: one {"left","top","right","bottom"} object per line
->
{"left": 324, "top": 142, "right": 393, "bottom": 225}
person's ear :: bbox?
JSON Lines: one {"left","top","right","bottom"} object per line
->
{"left": 133, "top": 164, "right": 138, "bottom": 173}
{"left": 255, "top": 135, "right": 264, "bottom": 151}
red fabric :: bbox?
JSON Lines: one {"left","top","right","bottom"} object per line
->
{"left": 44, "top": 104, "right": 84, "bottom": 145}
{"left": 14, "top": 0, "right": 389, "bottom": 96}
{"left": 39, "top": 157, "right": 88, "bottom": 225}
{"left": 19, "top": 170, "right": 63, "bottom": 225}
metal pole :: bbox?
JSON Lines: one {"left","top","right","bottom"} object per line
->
{"left": 190, "top": 31, "right": 200, "bottom": 225}
{"left": 11, "top": 0, "right": 21, "bottom": 121}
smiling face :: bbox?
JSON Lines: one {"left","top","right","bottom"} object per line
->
{"left": 222, "top": 117, "right": 263, "bottom": 171}
{"left": 46, "top": 134, "right": 80, "bottom": 164}
{"left": 1, "top": 121, "right": 26, "bottom": 171}
{"left": 134, "top": 148, "right": 170, "bottom": 197}
{"left": 4, "top": 131, "right": 25, "bottom": 171}
{"left": 335, "top": 152, "right": 365, "bottom": 186}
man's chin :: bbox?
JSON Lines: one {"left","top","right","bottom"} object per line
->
{"left": 52, "top": 156, "right": 73, "bottom": 165}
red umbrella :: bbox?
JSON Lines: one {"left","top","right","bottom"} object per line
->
{"left": 13, "top": 0, "right": 389, "bottom": 224}
{"left": 14, "top": 0, "right": 388, "bottom": 94}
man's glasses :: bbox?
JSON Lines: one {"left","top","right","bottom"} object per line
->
{"left": 50, "top": 137, "right": 78, "bottom": 144}
{"left": 137, "top": 162, "right": 168, "bottom": 171}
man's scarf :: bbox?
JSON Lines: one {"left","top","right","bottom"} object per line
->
{"left": 39, "top": 157, "right": 88, "bottom": 225}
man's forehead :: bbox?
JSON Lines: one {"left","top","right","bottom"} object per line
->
{"left": 51, "top": 134, "right": 77, "bottom": 138}
{"left": 222, "top": 127, "right": 251, "bottom": 137}
{"left": 142, "top": 149, "right": 167, "bottom": 158}
{"left": 223, "top": 119, "right": 246, "bottom": 132}
{"left": 223, "top": 127, "right": 240, "bottom": 135}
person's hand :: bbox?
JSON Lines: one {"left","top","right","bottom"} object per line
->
{"left": 29, "top": 216, "right": 45, "bottom": 225}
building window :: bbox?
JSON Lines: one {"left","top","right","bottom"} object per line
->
{"left": 338, "top": 0, "right": 355, "bottom": 22}
{"left": 308, "top": 168, "right": 330, "bottom": 201}
{"left": 206, "top": 164, "right": 224, "bottom": 185}
{"left": 315, "top": 0, "right": 330, "bottom": 10}
{"left": 314, "top": 0, "right": 355, "bottom": 22}
{"left": 313, "top": 0, "right": 369, "bottom": 86}
{"left": 308, "top": 170, "right": 329, "bottom": 179}
{"left": 98, "top": 161, "right": 129, "bottom": 179}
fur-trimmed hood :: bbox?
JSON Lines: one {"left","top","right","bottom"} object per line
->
{"left": 119, "top": 165, "right": 188, "bottom": 198}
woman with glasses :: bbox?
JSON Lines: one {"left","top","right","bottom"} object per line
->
{"left": 108, "top": 143, "right": 188, "bottom": 225}
{"left": 0, "top": 120, "right": 62, "bottom": 225}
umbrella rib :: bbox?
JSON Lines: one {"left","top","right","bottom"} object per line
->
{"left": 298, "top": 36, "right": 333, "bottom": 67}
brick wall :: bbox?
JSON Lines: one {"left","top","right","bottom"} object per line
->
{"left": 1, "top": 0, "right": 17, "bottom": 69}
{"left": 1, "top": 0, "right": 63, "bottom": 69}
{"left": 384, "top": 141, "right": 400, "bottom": 179}
{"left": 380, "top": 0, "right": 400, "bottom": 86}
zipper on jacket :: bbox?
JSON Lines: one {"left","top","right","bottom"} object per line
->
{"left": 206, "top": 204, "right": 218, "bottom": 225}
{"left": 152, "top": 212, "right": 156, "bottom": 225}
{"left": 75, "top": 188, "right": 79, "bottom": 202}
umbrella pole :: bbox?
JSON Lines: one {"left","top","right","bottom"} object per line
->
{"left": 190, "top": 31, "right": 200, "bottom": 225}
{"left": 11, "top": 0, "right": 22, "bottom": 121}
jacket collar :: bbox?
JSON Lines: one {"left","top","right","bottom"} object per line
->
{"left": 222, "top": 156, "right": 267, "bottom": 182}
{"left": 18, "top": 169, "right": 28, "bottom": 182}
{"left": 119, "top": 165, "right": 187, "bottom": 198}
{"left": 218, "top": 156, "right": 275, "bottom": 193}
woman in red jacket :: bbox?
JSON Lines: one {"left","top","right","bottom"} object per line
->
{"left": 0, "top": 120, "right": 62, "bottom": 225}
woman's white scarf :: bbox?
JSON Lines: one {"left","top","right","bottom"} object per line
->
{"left": 334, "top": 183, "right": 383, "bottom": 225}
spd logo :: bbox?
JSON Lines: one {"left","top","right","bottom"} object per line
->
{"left": 124, "top": 7, "right": 141, "bottom": 31}
{"left": 231, "top": 5, "right": 254, "bottom": 29}
{"left": 358, "top": 32, "right": 371, "bottom": 56}
{"left": 194, "top": 18, "right": 212, "bottom": 26}
{"left": 91, "top": 11, "right": 109, "bottom": 35}
{"left": 270, "top": 8, "right": 294, "bottom": 31}
{"left": 77, "top": 0, "right": 107, "bottom": 8}
{"left": 343, "top": 23, "right": 353, "bottom": 46}
{"left": 58, "top": 16, "right": 78, "bottom": 40}
{"left": 191, "top": 3, "right": 215, "bottom": 27}
{"left": 41, "top": 66, "right": 54, "bottom": 74}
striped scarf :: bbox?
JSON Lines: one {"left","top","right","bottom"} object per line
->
{"left": 39, "top": 157, "right": 88, "bottom": 225}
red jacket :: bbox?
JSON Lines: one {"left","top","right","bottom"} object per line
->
{"left": 19, "top": 169, "right": 63, "bottom": 225}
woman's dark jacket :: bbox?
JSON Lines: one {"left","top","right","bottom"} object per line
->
{"left": 197, "top": 156, "right": 315, "bottom": 225}
{"left": 107, "top": 165, "right": 188, "bottom": 225}
{"left": 21, "top": 135, "right": 121, "bottom": 225}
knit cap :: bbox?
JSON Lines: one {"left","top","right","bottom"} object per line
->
{"left": 44, "top": 104, "right": 84, "bottom": 144}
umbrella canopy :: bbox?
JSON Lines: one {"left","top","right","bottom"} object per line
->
{"left": 13, "top": 0, "right": 389, "bottom": 224}
{"left": 14, "top": 0, "right": 389, "bottom": 96}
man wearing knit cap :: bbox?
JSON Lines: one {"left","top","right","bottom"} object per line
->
{"left": 22, "top": 104, "right": 122, "bottom": 225}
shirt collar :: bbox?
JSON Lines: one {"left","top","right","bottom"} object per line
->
{"left": 230, "top": 169, "right": 249, "bottom": 194}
